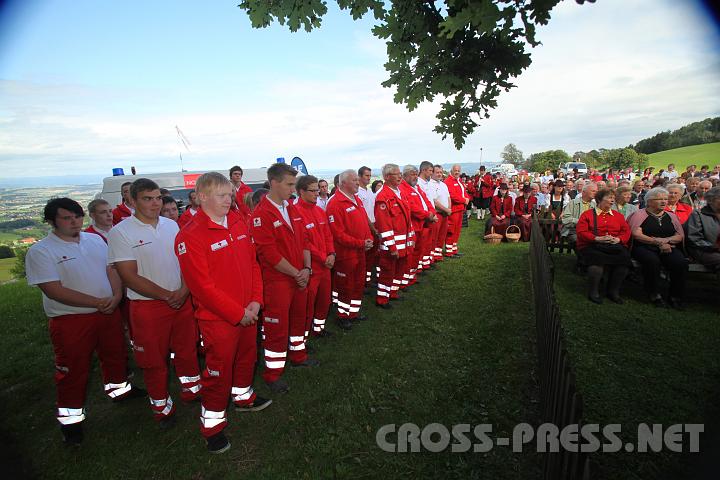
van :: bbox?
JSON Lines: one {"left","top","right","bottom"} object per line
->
{"left": 559, "top": 162, "right": 588, "bottom": 176}
{"left": 97, "top": 168, "right": 269, "bottom": 209}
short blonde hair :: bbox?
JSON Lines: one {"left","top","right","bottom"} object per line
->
{"left": 195, "top": 171, "right": 232, "bottom": 194}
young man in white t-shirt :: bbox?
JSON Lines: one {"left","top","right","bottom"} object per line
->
{"left": 26, "top": 198, "right": 144, "bottom": 445}
{"left": 108, "top": 178, "right": 200, "bottom": 426}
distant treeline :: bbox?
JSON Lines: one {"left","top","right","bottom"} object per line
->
{"left": 0, "top": 219, "right": 39, "bottom": 230}
{"left": 630, "top": 117, "right": 720, "bottom": 154}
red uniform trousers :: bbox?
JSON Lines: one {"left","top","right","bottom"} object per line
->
{"left": 261, "top": 278, "right": 308, "bottom": 383}
{"left": 405, "top": 228, "right": 424, "bottom": 285}
{"left": 50, "top": 310, "right": 131, "bottom": 425}
{"left": 376, "top": 253, "right": 409, "bottom": 304}
{"left": 445, "top": 211, "right": 463, "bottom": 256}
{"left": 419, "top": 225, "right": 434, "bottom": 270}
{"left": 334, "top": 255, "right": 366, "bottom": 319}
{"left": 197, "top": 319, "right": 257, "bottom": 438}
{"left": 435, "top": 215, "right": 449, "bottom": 261}
{"left": 307, "top": 267, "right": 332, "bottom": 336}
{"left": 129, "top": 299, "right": 200, "bottom": 420}
{"left": 365, "top": 242, "right": 379, "bottom": 285}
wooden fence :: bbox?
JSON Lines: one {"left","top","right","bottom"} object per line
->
{"left": 529, "top": 218, "right": 591, "bottom": 480}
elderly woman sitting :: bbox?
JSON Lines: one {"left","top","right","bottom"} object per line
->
{"left": 665, "top": 183, "right": 693, "bottom": 224}
{"left": 612, "top": 186, "right": 638, "bottom": 219}
{"left": 576, "top": 188, "right": 632, "bottom": 304}
{"left": 628, "top": 187, "right": 688, "bottom": 309}
{"left": 686, "top": 186, "right": 720, "bottom": 271}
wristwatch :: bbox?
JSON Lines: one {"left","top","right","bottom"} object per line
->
{"left": 302, "top": 266, "right": 313, "bottom": 276}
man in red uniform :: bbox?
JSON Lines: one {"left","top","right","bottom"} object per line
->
{"left": 357, "top": 166, "right": 378, "bottom": 286}
{"left": 374, "top": 164, "right": 413, "bottom": 308}
{"left": 250, "top": 163, "right": 315, "bottom": 394}
{"left": 293, "top": 175, "right": 336, "bottom": 337}
{"left": 326, "top": 170, "right": 374, "bottom": 328}
{"left": 26, "top": 198, "right": 145, "bottom": 445}
{"left": 444, "top": 164, "right": 470, "bottom": 257}
{"left": 175, "top": 172, "right": 271, "bottom": 454}
{"left": 108, "top": 178, "right": 201, "bottom": 426}
{"left": 231, "top": 166, "right": 254, "bottom": 218}
{"left": 399, "top": 165, "right": 436, "bottom": 284}
{"left": 417, "top": 161, "right": 439, "bottom": 267}
{"left": 178, "top": 190, "right": 200, "bottom": 228}
{"left": 513, "top": 185, "right": 538, "bottom": 242}
{"left": 86, "top": 199, "right": 114, "bottom": 243}
{"left": 112, "top": 182, "right": 134, "bottom": 224}
{"left": 478, "top": 166, "right": 495, "bottom": 221}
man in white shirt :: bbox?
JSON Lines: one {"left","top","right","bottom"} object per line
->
{"left": 357, "top": 166, "right": 378, "bottom": 285}
{"left": 108, "top": 178, "right": 201, "bottom": 426}
{"left": 661, "top": 163, "right": 679, "bottom": 180}
{"left": 317, "top": 179, "right": 331, "bottom": 210}
{"left": 26, "top": 198, "right": 144, "bottom": 445}
{"left": 418, "top": 161, "right": 440, "bottom": 266}
{"left": 432, "top": 164, "right": 452, "bottom": 262}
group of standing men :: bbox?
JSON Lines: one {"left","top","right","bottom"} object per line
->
{"left": 25, "top": 161, "right": 471, "bottom": 454}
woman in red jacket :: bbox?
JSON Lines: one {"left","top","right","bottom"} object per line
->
{"left": 486, "top": 183, "right": 514, "bottom": 237}
{"left": 513, "top": 185, "right": 537, "bottom": 242}
{"left": 576, "top": 188, "right": 632, "bottom": 304}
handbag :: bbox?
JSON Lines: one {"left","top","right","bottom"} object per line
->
{"left": 592, "top": 209, "right": 624, "bottom": 254}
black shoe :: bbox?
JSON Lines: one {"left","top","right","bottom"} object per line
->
{"left": 206, "top": 432, "right": 231, "bottom": 454}
{"left": 158, "top": 414, "right": 177, "bottom": 430}
{"left": 336, "top": 318, "right": 352, "bottom": 330}
{"left": 375, "top": 302, "right": 392, "bottom": 310}
{"left": 353, "top": 314, "right": 368, "bottom": 322}
{"left": 607, "top": 294, "right": 624, "bottom": 305}
{"left": 668, "top": 298, "right": 685, "bottom": 311}
{"left": 235, "top": 396, "right": 272, "bottom": 413}
{"left": 265, "top": 378, "right": 289, "bottom": 394}
{"left": 651, "top": 296, "right": 668, "bottom": 308}
{"left": 61, "top": 423, "right": 83, "bottom": 445}
{"left": 113, "top": 385, "right": 147, "bottom": 403}
{"left": 315, "top": 329, "right": 333, "bottom": 338}
{"left": 588, "top": 294, "right": 603, "bottom": 304}
{"left": 291, "top": 358, "right": 320, "bottom": 368}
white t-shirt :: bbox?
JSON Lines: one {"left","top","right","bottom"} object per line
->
{"left": 107, "top": 215, "right": 182, "bottom": 300}
{"left": 357, "top": 185, "right": 376, "bottom": 223}
{"left": 661, "top": 170, "right": 678, "bottom": 179}
{"left": 26, "top": 232, "right": 113, "bottom": 317}
{"left": 417, "top": 176, "right": 437, "bottom": 203}
{"left": 433, "top": 179, "right": 450, "bottom": 210}
{"left": 317, "top": 196, "right": 330, "bottom": 211}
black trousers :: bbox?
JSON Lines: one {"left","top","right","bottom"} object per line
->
{"left": 631, "top": 244, "right": 688, "bottom": 298}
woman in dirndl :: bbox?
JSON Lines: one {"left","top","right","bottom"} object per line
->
{"left": 486, "top": 183, "right": 514, "bottom": 237}
{"left": 575, "top": 188, "right": 632, "bottom": 304}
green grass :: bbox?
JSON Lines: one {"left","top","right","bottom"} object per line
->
{"left": 647, "top": 142, "right": 720, "bottom": 171}
{"left": 0, "top": 220, "right": 542, "bottom": 479}
{"left": 0, "top": 257, "right": 15, "bottom": 282}
{"left": 552, "top": 253, "right": 720, "bottom": 480}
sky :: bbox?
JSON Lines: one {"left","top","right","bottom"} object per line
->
{"left": 0, "top": 0, "right": 719, "bottom": 185}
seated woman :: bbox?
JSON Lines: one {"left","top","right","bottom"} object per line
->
{"left": 686, "top": 186, "right": 720, "bottom": 271}
{"left": 576, "top": 188, "right": 632, "bottom": 304}
{"left": 548, "top": 180, "right": 570, "bottom": 219}
{"left": 628, "top": 187, "right": 688, "bottom": 309}
{"left": 486, "top": 183, "right": 514, "bottom": 237}
{"left": 665, "top": 183, "right": 693, "bottom": 224}
{"left": 612, "top": 186, "right": 638, "bottom": 219}
{"left": 513, "top": 185, "right": 537, "bottom": 242}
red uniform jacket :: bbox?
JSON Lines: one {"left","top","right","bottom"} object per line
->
{"left": 666, "top": 203, "right": 692, "bottom": 225}
{"left": 84, "top": 225, "right": 108, "bottom": 243}
{"left": 374, "top": 186, "right": 414, "bottom": 257}
{"left": 490, "top": 195, "right": 514, "bottom": 218}
{"left": 175, "top": 209, "right": 263, "bottom": 325}
{"left": 178, "top": 207, "right": 198, "bottom": 229}
{"left": 325, "top": 190, "right": 372, "bottom": 262}
{"left": 514, "top": 195, "right": 538, "bottom": 217}
{"left": 399, "top": 180, "right": 433, "bottom": 233}
{"left": 112, "top": 203, "right": 132, "bottom": 225}
{"left": 294, "top": 197, "right": 335, "bottom": 269}
{"left": 576, "top": 209, "right": 631, "bottom": 251}
{"left": 480, "top": 173, "right": 495, "bottom": 199}
{"left": 445, "top": 176, "right": 470, "bottom": 213}
{"left": 250, "top": 196, "right": 309, "bottom": 282}
{"left": 465, "top": 179, "right": 478, "bottom": 199}
{"left": 235, "top": 182, "right": 254, "bottom": 218}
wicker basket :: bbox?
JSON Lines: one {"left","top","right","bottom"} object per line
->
{"left": 484, "top": 226, "right": 503, "bottom": 244}
{"left": 505, "top": 224, "right": 521, "bottom": 243}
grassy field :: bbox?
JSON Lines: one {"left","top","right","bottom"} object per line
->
{"left": 0, "top": 220, "right": 542, "bottom": 479}
{"left": 647, "top": 142, "right": 720, "bottom": 171}
{"left": 0, "top": 257, "right": 16, "bottom": 282}
{"left": 552, "top": 253, "right": 720, "bottom": 480}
